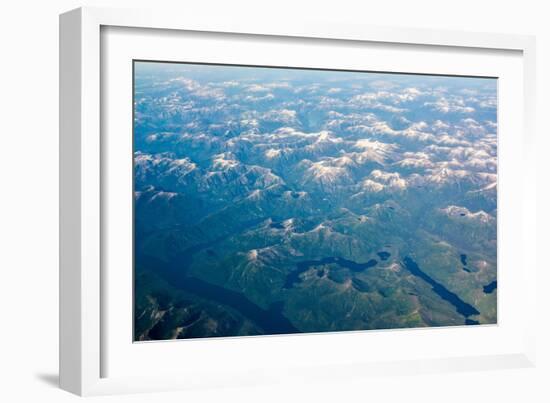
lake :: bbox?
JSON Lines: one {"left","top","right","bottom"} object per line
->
{"left": 402, "top": 257, "right": 480, "bottom": 320}
{"left": 284, "top": 256, "right": 378, "bottom": 288}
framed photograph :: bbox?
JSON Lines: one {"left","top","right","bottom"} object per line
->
{"left": 60, "top": 6, "right": 537, "bottom": 396}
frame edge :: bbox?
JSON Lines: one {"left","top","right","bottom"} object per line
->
{"left": 60, "top": 5, "right": 538, "bottom": 395}
{"left": 59, "top": 7, "right": 83, "bottom": 396}
{"left": 521, "top": 35, "right": 537, "bottom": 366}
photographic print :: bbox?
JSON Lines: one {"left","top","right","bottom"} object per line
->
{"left": 133, "top": 61, "right": 497, "bottom": 341}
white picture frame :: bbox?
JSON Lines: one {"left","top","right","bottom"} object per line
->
{"left": 60, "top": 6, "right": 537, "bottom": 396}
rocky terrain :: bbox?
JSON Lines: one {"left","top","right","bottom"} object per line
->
{"left": 133, "top": 62, "right": 498, "bottom": 340}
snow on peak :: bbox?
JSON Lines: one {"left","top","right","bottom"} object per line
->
{"left": 369, "top": 170, "right": 408, "bottom": 190}
{"left": 212, "top": 153, "right": 239, "bottom": 169}
{"left": 361, "top": 179, "right": 384, "bottom": 193}
{"left": 265, "top": 148, "right": 282, "bottom": 159}
{"left": 304, "top": 160, "right": 351, "bottom": 187}
{"left": 265, "top": 109, "right": 297, "bottom": 122}
{"left": 353, "top": 139, "right": 396, "bottom": 164}
{"left": 282, "top": 218, "right": 295, "bottom": 228}
{"left": 134, "top": 153, "right": 197, "bottom": 178}
{"left": 150, "top": 190, "right": 178, "bottom": 201}
{"left": 394, "top": 157, "right": 434, "bottom": 169}
{"left": 246, "top": 189, "right": 263, "bottom": 200}
{"left": 441, "top": 205, "right": 493, "bottom": 223}
{"left": 247, "top": 249, "right": 259, "bottom": 260}
{"left": 330, "top": 155, "right": 356, "bottom": 167}
{"left": 167, "top": 158, "right": 197, "bottom": 174}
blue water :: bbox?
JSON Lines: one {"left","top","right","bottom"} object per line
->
{"left": 138, "top": 252, "right": 299, "bottom": 335}
{"left": 402, "top": 257, "right": 480, "bottom": 319}
{"left": 483, "top": 280, "right": 497, "bottom": 294}
{"left": 284, "top": 256, "right": 378, "bottom": 288}
{"left": 377, "top": 251, "right": 391, "bottom": 261}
